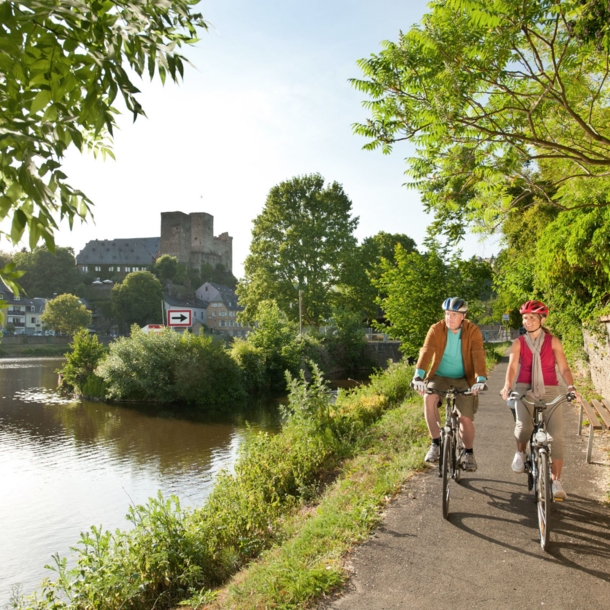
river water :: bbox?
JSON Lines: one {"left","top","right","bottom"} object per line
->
{"left": 0, "top": 358, "right": 281, "bottom": 606}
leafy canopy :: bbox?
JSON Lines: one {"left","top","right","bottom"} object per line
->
{"left": 41, "top": 293, "right": 91, "bottom": 335}
{"left": 352, "top": 0, "right": 610, "bottom": 238}
{"left": 237, "top": 174, "right": 359, "bottom": 326}
{"left": 12, "top": 246, "right": 81, "bottom": 297}
{"left": 374, "top": 242, "right": 492, "bottom": 356}
{"left": 0, "top": 1, "right": 206, "bottom": 281}
{"left": 111, "top": 271, "right": 163, "bottom": 330}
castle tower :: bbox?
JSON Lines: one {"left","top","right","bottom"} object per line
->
{"left": 159, "top": 211, "right": 232, "bottom": 273}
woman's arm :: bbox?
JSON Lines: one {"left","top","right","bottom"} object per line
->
{"left": 500, "top": 338, "right": 521, "bottom": 400}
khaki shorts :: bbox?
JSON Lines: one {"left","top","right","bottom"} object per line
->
{"left": 427, "top": 375, "right": 478, "bottom": 421}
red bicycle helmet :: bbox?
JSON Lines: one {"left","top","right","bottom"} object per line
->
{"left": 519, "top": 300, "right": 549, "bottom": 316}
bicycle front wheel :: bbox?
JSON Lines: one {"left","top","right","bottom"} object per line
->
{"left": 442, "top": 434, "right": 452, "bottom": 520}
{"left": 536, "top": 450, "right": 551, "bottom": 551}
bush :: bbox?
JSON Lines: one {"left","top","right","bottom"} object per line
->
{"left": 323, "top": 309, "right": 371, "bottom": 375}
{"left": 60, "top": 330, "right": 108, "bottom": 393}
{"left": 97, "top": 327, "right": 245, "bottom": 408}
{"left": 229, "top": 339, "right": 266, "bottom": 392}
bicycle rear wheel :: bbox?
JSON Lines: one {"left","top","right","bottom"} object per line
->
{"left": 536, "top": 450, "right": 551, "bottom": 551}
{"left": 442, "top": 434, "right": 452, "bottom": 520}
{"left": 454, "top": 434, "right": 463, "bottom": 483}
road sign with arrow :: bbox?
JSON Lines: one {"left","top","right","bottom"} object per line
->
{"left": 167, "top": 309, "right": 192, "bottom": 327}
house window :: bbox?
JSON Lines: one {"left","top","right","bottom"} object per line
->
{"left": 95, "top": 266, "right": 101, "bottom": 272}
{"left": 229, "top": 311, "right": 236, "bottom": 317}
{"left": 211, "top": 312, "right": 216, "bottom": 317}
{"left": 116, "top": 266, "right": 121, "bottom": 272}
{"left": 219, "top": 321, "right": 225, "bottom": 327}
{"left": 14, "top": 296, "right": 20, "bottom": 301}
{"left": 31, "top": 317, "right": 36, "bottom": 323}
{"left": 82, "top": 266, "right": 88, "bottom": 272}
{"left": 229, "top": 321, "right": 234, "bottom": 327}
{"left": 109, "top": 266, "right": 114, "bottom": 272}
{"left": 219, "top": 311, "right": 227, "bottom": 317}
{"left": 125, "top": 267, "right": 131, "bottom": 272}
{"left": 132, "top": 266, "right": 139, "bottom": 271}
{"left": 0, "top": 293, "right": 3, "bottom": 299}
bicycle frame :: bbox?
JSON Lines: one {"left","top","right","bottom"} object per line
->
{"left": 510, "top": 391, "right": 574, "bottom": 551}
{"left": 430, "top": 386, "right": 472, "bottom": 519}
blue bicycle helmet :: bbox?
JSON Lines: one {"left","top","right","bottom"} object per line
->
{"left": 442, "top": 297, "right": 468, "bottom": 313}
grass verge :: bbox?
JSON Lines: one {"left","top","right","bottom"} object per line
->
{"left": 204, "top": 402, "right": 427, "bottom": 610}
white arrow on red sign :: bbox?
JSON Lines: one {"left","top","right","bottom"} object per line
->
{"left": 167, "top": 309, "right": 192, "bottom": 327}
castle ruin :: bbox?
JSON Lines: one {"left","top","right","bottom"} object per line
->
{"left": 159, "top": 212, "right": 232, "bottom": 273}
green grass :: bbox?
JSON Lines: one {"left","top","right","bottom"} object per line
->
{"left": 484, "top": 341, "right": 510, "bottom": 370}
{"left": 205, "top": 403, "right": 427, "bottom": 610}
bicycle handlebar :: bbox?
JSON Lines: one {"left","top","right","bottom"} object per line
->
{"left": 507, "top": 391, "right": 576, "bottom": 408}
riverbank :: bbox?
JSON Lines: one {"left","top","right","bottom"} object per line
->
{"left": 0, "top": 336, "right": 71, "bottom": 358}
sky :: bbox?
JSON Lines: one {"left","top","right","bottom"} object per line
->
{"left": 14, "top": 0, "right": 501, "bottom": 278}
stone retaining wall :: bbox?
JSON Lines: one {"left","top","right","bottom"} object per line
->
{"left": 582, "top": 317, "right": 610, "bottom": 398}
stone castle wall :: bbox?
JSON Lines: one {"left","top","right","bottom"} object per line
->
{"left": 159, "top": 212, "right": 232, "bottom": 273}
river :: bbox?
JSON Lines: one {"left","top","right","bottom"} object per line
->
{"left": 0, "top": 358, "right": 281, "bottom": 606}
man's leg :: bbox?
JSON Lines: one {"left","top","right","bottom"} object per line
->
{"left": 424, "top": 393, "right": 441, "bottom": 439}
{"left": 459, "top": 416, "right": 474, "bottom": 450}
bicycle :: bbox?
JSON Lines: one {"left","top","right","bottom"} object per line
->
{"left": 431, "top": 386, "right": 483, "bottom": 520}
{"left": 508, "top": 391, "right": 576, "bottom": 551}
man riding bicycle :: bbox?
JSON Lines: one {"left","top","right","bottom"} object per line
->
{"left": 412, "top": 297, "right": 488, "bottom": 471}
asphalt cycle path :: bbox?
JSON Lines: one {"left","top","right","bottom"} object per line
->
{"left": 320, "top": 356, "right": 610, "bottom": 610}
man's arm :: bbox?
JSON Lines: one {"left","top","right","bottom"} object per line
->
{"left": 415, "top": 324, "right": 437, "bottom": 377}
{"left": 471, "top": 326, "right": 487, "bottom": 381}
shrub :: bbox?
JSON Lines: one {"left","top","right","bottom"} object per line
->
{"left": 97, "top": 327, "right": 245, "bottom": 408}
{"left": 229, "top": 339, "right": 266, "bottom": 392}
{"left": 60, "top": 330, "right": 108, "bottom": 393}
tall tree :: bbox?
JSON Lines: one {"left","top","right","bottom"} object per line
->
{"left": 12, "top": 246, "right": 81, "bottom": 297}
{"left": 237, "top": 174, "right": 359, "bottom": 326}
{"left": 42, "top": 293, "right": 91, "bottom": 335}
{"left": 0, "top": 1, "right": 207, "bottom": 289}
{"left": 375, "top": 242, "right": 492, "bottom": 357}
{"left": 341, "top": 232, "right": 418, "bottom": 317}
{"left": 351, "top": 0, "right": 610, "bottom": 238}
{"left": 111, "top": 271, "right": 163, "bottom": 330}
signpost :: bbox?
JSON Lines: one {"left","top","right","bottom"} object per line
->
{"left": 167, "top": 309, "right": 192, "bottom": 327}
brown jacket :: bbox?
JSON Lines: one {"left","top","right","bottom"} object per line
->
{"left": 415, "top": 318, "right": 487, "bottom": 386}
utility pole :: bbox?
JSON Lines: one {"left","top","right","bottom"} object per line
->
{"left": 298, "top": 289, "right": 303, "bottom": 336}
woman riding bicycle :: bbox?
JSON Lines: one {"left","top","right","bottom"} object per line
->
{"left": 500, "top": 300, "right": 580, "bottom": 500}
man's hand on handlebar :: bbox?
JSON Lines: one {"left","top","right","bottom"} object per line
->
{"left": 411, "top": 376, "right": 427, "bottom": 395}
{"left": 470, "top": 382, "right": 487, "bottom": 395}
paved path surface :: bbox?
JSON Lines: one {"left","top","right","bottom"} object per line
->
{"left": 320, "top": 356, "right": 610, "bottom": 610}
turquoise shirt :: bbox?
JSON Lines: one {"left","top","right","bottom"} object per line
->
{"left": 435, "top": 329, "right": 465, "bottom": 378}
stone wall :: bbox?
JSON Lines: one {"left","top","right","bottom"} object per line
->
{"left": 582, "top": 318, "right": 610, "bottom": 398}
{"left": 364, "top": 341, "right": 403, "bottom": 368}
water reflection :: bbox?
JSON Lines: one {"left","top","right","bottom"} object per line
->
{"left": 0, "top": 358, "right": 280, "bottom": 605}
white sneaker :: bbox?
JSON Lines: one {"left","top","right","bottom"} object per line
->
{"left": 511, "top": 451, "right": 526, "bottom": 473}
{"left": 552, "top": 479, "right": 567, "bottom": 501}
{"left": 425, "top": 443, "right": 440, "bottom": 463}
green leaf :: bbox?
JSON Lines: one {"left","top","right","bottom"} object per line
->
{"left": 30, "top": 89, "right": 53, "bottom": 113}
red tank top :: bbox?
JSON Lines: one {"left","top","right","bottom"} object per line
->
{"left": 516, "top": 333, "right": 558, "bottom": 386}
